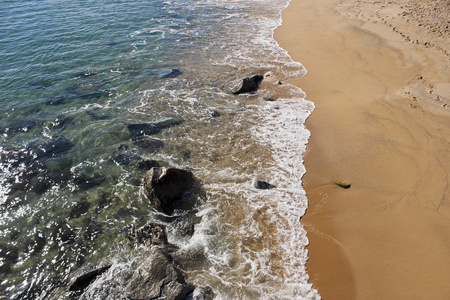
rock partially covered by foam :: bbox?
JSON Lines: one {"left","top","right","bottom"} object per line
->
{"left": 127, "top": 222, "right": 168, "bottom": 247}
{"left": 223, "top": 74, "right": 264, "bottom": 94}
{"left": 125, "top": 246, "right": 193, "bottom": 300}
{"left": 253, "top": 179, "right": 276, "bottom": 190}
{"left": 186, "top": 286, "right": 215, "bottom": 300}
{"left": 145, "top": 167, "right": 194, "bottom": 215}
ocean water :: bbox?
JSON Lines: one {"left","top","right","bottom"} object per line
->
{"left": 0, "top": 0, "right": 319, "bottom": 299}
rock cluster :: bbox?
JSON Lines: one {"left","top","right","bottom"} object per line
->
{"left": 70, "top": 222, "right": 214, "bottom": 300}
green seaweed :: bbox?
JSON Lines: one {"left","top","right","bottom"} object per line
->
{"left": 335, "top": 182, "right": 351, "bottom": 189}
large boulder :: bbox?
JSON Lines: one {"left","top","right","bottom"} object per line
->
{"left": 145, "top": 167, "right": 194, "bottom": 215}
{"left": 223, "top": 74, "right": 264, "bottom": 94}
{"left": 125, "top": 246, "right": 193, "bottom": 300}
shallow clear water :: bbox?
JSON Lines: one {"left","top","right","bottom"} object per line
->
{"left": 0, "top": 0, "right": 319, "bottom": 299}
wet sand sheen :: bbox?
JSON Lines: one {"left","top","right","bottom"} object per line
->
{"left": 275, "top": 0, "right": 450, "bottom": 299}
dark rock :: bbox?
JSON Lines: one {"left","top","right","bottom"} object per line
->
{"left": 144, "top": 167, "right": 194, "bottom": 215}
{"left": 82, "top": 91, "right": 107, "bottom": 99}
{"left": 223, "top": 74, "right": 264, "bottom": 94}
{"left": 160, "top": 68, "right": 183, "bottom": 79}
{"left": 28, "top": 79, "right": 53, "bottom": 89}
{"left": 25, "top": 231, "right": 46, "bottom": 255}
{"left": 254, "top": 179, "right": 276, "bottom": 190}
{"left": 0, "top": 148, "right": 58, "bottom": 194}
{"left": 95, "top": 192, "right": 117, "bottom": 213}
{"left": 47, "top": 167, "right": 73, "bottom": 186}
{"left": 84, "top": 221, "right": 102, "bottom": 241}
{"left": 134, "top": 136, "right": 165, "bottom": 150}
{"left": 9, "top": 229, "right": 20, "bottom": 241}
{"left": 48, "top": 115, "right": 75, "bottom": 130}
{"left": 186, "top": 287, "right": 215, "bottom": 300}
{"left": 111, "top": 144, "right": 142, "bottom": 165}
{"left": 1, "top": 117, "right": 39, "bottom": 134}
{"left": 130, "top": 158, "right": 159, "bottom": 170}
{"left": 74, "top": 173, "right": 106, "bottom": 190}
{"left": 68, "top": 81, "right": 108, "bottom": 99}
{"left": 263, "top": 97, "right": 276, "bottom": 102}
{"left": 68, "top": 264, "right": 111, "bottom": 292}
{"left": 87, "top": 111, "right": 110, "bottom": 120}
{"left": 128, "top": 118, "right": 184, "bottom": 140}
{"left": 125, "top": 247, "right": 192, "bottom": 300}
{"left": 69, "top": 200, "right": 91, "bottom": 219}
{"left": 0, "top": 244, "right": 19, "bottom": 273}
{"left": 183, "top": 224, "right": 196, "bottom": 237}
{"left": 51, "top": 223, "right": 76, "bottom": 245}
{"left": 27, "top": 135, "right": 74, "bottom": 160}
{"left": 30, "top": 174, "right": 52, "bottom": 194}
{"left": 75, "top": 69, "right": 97, "bottom": 78}
{"left": 128, "top": 222, "right": 168, "bottom": 246}
{"left": 182, "top": 150, "right": 191, "bottom": 159}
{"left": 211, "top": 110, "right": 220, "bottom": 117}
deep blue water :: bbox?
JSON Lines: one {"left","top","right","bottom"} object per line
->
{"left": 0, "top": 0, "right": 319, "bottom": 299}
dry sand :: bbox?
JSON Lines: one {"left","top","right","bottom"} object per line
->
{"left": 275, "top": 0, "right": 450, "bottom": 299}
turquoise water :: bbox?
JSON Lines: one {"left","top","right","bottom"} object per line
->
{"left": 0, "top": 0, "right": 319, "bottom": 299}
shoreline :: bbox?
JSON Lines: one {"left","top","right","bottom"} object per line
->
{"left": 275, "top": 0, "right": 450, "bottom": 299}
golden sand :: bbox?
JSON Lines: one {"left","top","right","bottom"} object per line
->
{"left": 275, "top": 0, "right": 450, "bottom": 298}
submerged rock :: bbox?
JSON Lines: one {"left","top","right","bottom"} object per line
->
{"left": 0, "top": 117, "right": 39, "bottom": 134}
{"left": 51, "top": 222, "right": 76, "bottom": 246}
{"left": 25, "top": 231, "right": 46, "bottom": 255}
{"left": 84, "top": 221, "right": 102, "bottom": 241}
{"left": 68, "top": 81, "right": 109, "bottom": 99}
{"left": 111, "top": 144, "right": 142, "bottom": 165}
{"left": 28, "top": 79, "right": 53, "bottom": 89}
{"left": 75, "top": 69, "right": 98, "bottom": 78}
{"left": 125, "top": 246, "right": 192, "bottom": 300}
{"left": 74, "top": 172, "right": 106, "bottom": 190}
{"left": 128, "top": 118, "right": 184, "bottom": 140}
{"left": 48, "top": 115, "right": 75, "bottom": 130}
{"left": 130, "top": 158, "right": 159, "bottom": 170}
{"left": 160, "top": 68, "right": 183, "bottom": 79}
{"left": 145, "top": 167, "right": 194, "bottom": 215}
{"left": 69, "top": 200, "right": 91, "bottom": 219}
{"left": 134, "top": 136, "right": 164, "bottom": 150}
{"left": 223, "top": 74, "right": 264, "bottom": 94}
{"left": 27, "top": 135, "right": 74, "bottom": 160}
{"left": 0, "top": 244, "right": 19, "bottom": 274}
{"left": 45, "top": 95, "right": 65, "bottom": 105}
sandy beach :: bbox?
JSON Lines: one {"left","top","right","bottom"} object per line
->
{"left": 275, "top": 0, "right": 450, "bottom": 299}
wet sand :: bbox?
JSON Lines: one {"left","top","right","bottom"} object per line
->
{"left": 275, "top": 0, "right": 450, "bottom": 299}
